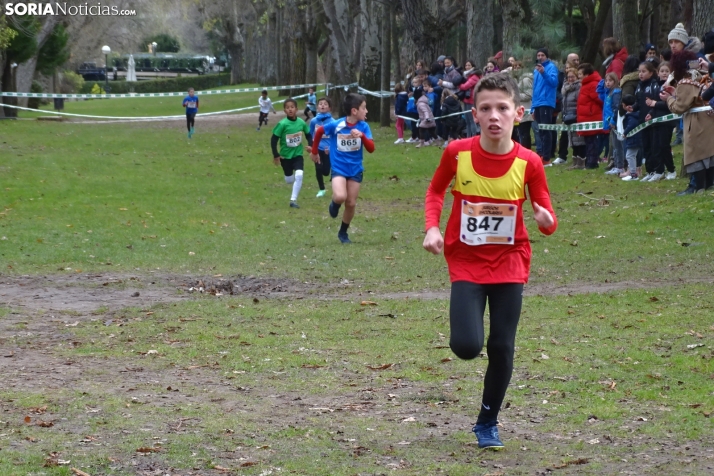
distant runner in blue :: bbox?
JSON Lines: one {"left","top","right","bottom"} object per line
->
{"left": 311, "top": 93, "right": 375, "bottom": 244}
{"left": 182, "top": 87, "right": 199, "bottom": 138}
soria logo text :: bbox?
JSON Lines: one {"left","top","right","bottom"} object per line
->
{"left": 5, "top": 3, "right": 136, "bottom": 16}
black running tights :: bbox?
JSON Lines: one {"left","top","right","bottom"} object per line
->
{"left": 186, "top": 113, "right": 195, "bottom": 132}
{"left": 449, "top": 281, "right": 523, "bottom": 424}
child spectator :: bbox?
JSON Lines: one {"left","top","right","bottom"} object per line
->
{"left": 603, "top": 73, "right": 624, "bottom": 175}
{"left": 271, "top": 98, "right": 313, "bottom": 208}
{"left": 405, "top": 77, "right": 421, "bottom": 143}
{"left": 621, "top": 94, "right": 642, "bottom": 181}
{"left": 309, "top": 97, "right": 335, "bottom": 197}
{"left": 646, "top": 62, "right": 677, "bottom": 180}
{"left": 304, "top": 88, "right": 317, "bottom": 120}
{"left": 576, "top": 63, "right": 604, "bottom": 169}
{"left": 182, "top": 87, "right": 199, "bottom": 138}
{"left": 258, "top": 89, "right": 276, "bottom": 131}
{"left": 561, "top": 68, "right": 586, "bottom": 168}
{"left": 440, "top": 89, "right": 462, "bottom": 148}
{"left": 415, "top": 87, "right": 436, "bottom": 147}
{"left": 394, "top": 82, "right": 408, "bottom": 144}
{"left": 633, "top": 61, "right": 662, "bottom": 181}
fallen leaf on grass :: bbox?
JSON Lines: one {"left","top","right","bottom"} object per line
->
{"left": 366, "top": 363, "right": 393, "bottom": 370}
{"left": 687, "top": 343, "right": 704, "bottom": 349}
{"left": 240, "top": 461, "right": 257, "bottom": 467}
{"left": 36, "top": 420, "right": 54, "bottom": 427}
{"left": 552, "top": 458, "right": 589, "bottom": 469}
{"left": 441, "top": 357, "right": 453, "bottom": 363}
{"left": 649, "top": 296, "right": 659, "bottom": 302}
{"left": 360, "top": 300, "right": 378, "bottom": 306}
{"left": 214, "top": 465, "right": 232, "bottom": 472}
{"left": 301, "top": 364, "right": 324, "bottom": 369}
{"left": 71, "top": 468, "right": 92, "bottom": 476}
{"left": 136, "top": 446, "right": 161, "bottom": 453}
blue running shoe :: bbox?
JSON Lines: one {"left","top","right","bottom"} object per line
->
{"left": 473, "top": 422, "right": 504, "bottom": 450}
{"left": 328, "top": 201, "right": 340, "bottom": 218}
{"left": 290, "top": 201, "right": 300, "bottom": 209}
{"left": 337, "top": 231, "right": 351, "bottom": 244}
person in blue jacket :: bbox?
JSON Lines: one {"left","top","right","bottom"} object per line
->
{"left": 531, "top": 48, "right": 559, "bottom": 164}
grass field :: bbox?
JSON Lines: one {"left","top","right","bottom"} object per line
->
{"left": 1, "top": 98, "right": 713, "bottom": 475}
{"left": 15, "top": 83, "right": 320, "bottom": 119}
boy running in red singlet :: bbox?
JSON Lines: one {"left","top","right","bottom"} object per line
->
{"left": 423, "top": 73, "right": 557, "bottom": 450}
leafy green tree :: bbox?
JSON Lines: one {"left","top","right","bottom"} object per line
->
{"left": 37, "top": 24, "right": 70, "bottom": 76}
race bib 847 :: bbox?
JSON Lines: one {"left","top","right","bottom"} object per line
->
{"left": 460, "top": 200, "right": 517, "bottom": 245}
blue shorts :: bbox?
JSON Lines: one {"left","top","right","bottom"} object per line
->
{"left": 331, "top": 171, "right": 363, "bottom": 183}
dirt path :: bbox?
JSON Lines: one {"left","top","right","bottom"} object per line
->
{"left": 2, "top": 272, "right": 711, "bottom": 314}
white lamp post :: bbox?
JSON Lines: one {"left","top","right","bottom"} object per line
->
{"left": 101, "top": 45, "right": 111, "bottom": 92}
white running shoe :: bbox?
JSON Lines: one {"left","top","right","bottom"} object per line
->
{"left": 640, "top": 172, "right": 653, "bottom": 182}
{"left": 394, "top": 138, "right": 405, "bottom": 144}
{"left": 553, "top": 158, "right": 566, "bottom": 165}
{"left": 649, "top": 172, "right": 664, "bottom": 182}
{"left": 665, "top": 171, "right": 677, "bottom": 180}
{"left": 442, "top": 140, "right": 449, "bottom": 149}
{"left": 405, "top": 138, "right": 416, "bottom": 143}
{"left": 605, "top": 168, "right": 622, "bottom": 175}
{"left": 622, "top": 174, "right": 639, "bottom": 181}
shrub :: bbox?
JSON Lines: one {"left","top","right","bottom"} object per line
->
{"left": 79, "top": 74, "right": 229, "bottom": 95}
{"left": 27, "top": 81, "right": 49, "bottom": 108}
{"left": 90, "top": 83, "right": 106, "bottom": 95}
{"left": 58, "top": 71, "right": 85, "bottom": 94}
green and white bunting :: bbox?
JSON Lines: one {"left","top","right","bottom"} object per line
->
{"left": 537, "top": 105, "right": 711, "bottom": 138}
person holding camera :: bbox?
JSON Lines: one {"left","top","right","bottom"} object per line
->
{"left": 531, "top": 48, "right": 559, "bottom": 165}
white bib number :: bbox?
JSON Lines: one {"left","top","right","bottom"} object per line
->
{"left": 460, "top": 201, "right": 516, "bottom": 246}
{"left": 286, "top": 132, "right": 302, "bottom": 148}
{"left": 186, "top": 101, "right": 196, "bottom": 109}
{"left": 337, "top": 133, "right": 361, "bottom": 152}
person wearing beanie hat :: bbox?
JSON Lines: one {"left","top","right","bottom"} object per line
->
{"left": 668, "top": 23, "right": 689, "bottom": 49}
{"left": 537, "top": 47, "right": 549, "bottom": 59}
{"left": 645, "top": 43, "right": 657, "bottom": 60}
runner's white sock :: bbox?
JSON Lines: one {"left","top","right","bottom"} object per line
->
{"left": 284, "top": 175, "right": 295, "bottom": 185}
{"left": 291, "top": 170, "right": 303, "bottom": 201}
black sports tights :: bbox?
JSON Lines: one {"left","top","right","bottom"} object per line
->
{"left": 449, "top": 281, "right": 523, "bottom": 425}
{"left": 186, "top": 113, "right": 195, "bottom": 132}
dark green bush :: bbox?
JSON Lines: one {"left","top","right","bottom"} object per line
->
{"left": 79, "top": 74, "right": 230, "bottom": 94}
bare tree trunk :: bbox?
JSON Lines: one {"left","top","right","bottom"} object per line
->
{"left": 692, "top": 0, "right": 714, "bottom": 38}
{"left": 657, "top": 0, "right": 673, "bottom": 50}
{"left": 613, "top": 0, "right": 639, "bottom": 58}
{"left": 322, "top": 0, "right": 358, "bottom": 86}
{"left": 578, "top": 0, "right": 612, "bottom": 64}
{"left": 391, "top": 5, "right": 402, "bottom": 82}
{"left": 360, "top": 0, "right": 382, "bottom": 117}
{"left": 400, "top": 0, "right": 463, "bottom": 63}
{"left": 381, "top": 1, "right": 392, "bottom": 127}
{"left": 467, "top": 0, "right": 494, "bottom": 69}
{"left": 302, "top": 1, "right": 323, "bottom": 85}
{"left": 501, "top": 0, "right": 524, "bottom": 60}
{"left": 15, "top": 16, "right": 59, "bottom": 107}
{"left": 682, "top": 0, "right": 693, "bottom": 33}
